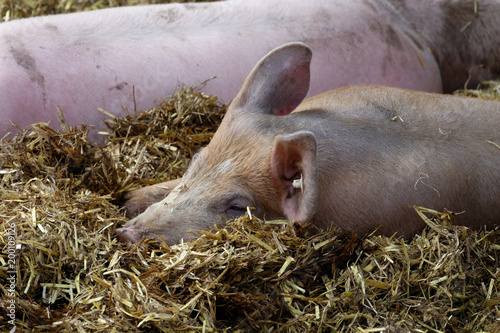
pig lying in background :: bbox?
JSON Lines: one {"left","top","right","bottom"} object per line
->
{"left": 116, "top": 43, "right": 500, "bottom": 244}
{"left": 2, "top": 0, "right": 500, "bottom": 142}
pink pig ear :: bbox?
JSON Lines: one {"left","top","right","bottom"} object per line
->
{"left": 270, "top": 131, "right": 318, "bottom": 223}
{"left": 230, "top": 42, "right": 312, "bottom": 116}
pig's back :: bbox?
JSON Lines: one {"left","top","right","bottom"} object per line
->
{"left": 295, "top": 86, "right": 500, "bottom": 139}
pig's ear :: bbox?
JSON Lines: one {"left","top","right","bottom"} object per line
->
{"left": 230, "top": 42, "right": 312, "bottom": 116}
{"left": 270, "top": 131, "right": 318, "bottom": 223}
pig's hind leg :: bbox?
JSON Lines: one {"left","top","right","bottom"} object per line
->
{"left": 123, "top": 179, "right": 181, "bottom": 218}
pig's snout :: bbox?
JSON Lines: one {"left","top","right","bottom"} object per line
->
{"left": 115, "top": 226, "right": 144, "bottom": 243}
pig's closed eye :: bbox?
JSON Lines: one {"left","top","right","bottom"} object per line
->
{"left": 228, "top": 206, "right": 246, "bottom": 213}
{"left": 223, "top": 198, "right": 251, "bottom": 218}
{"left": 225, "top": 205, "right": 247, "bottom": 218}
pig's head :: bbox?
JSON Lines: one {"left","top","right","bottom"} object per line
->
{"left": 116, "top": 42, "right": 319, "bottom": 244}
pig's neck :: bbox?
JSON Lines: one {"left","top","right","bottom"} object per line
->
{"left": 387, "top": 0, "right": 500, "bottom": 92}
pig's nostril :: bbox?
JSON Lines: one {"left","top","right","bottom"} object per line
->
{"left": 116, "top": 227, "right": 142, "bottom": 243}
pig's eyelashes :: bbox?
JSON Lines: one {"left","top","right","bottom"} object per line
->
{"left": 228, "top": 206, "right": 246, "bottom": 212}
{"left": 225, "top": 206, "right": 248, "bottom": 219}
{"left": 223, "top": 198, "right": 251, "bottom": 218}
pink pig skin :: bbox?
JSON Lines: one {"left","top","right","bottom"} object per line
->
{"left": 1, "top": 0, "right": 479, "bottom": 142}
{"left": 116, "top": 43, "right": 500, "bottom": 245}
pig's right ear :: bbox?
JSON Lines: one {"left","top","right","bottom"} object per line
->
{"left": 270, "top": 131, "right": 318, "bottom": 224}
{"left": 230, "top": 42, "right": 312, "bottom": 116}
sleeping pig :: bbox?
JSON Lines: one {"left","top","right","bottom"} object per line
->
{"left": 116, "top": 42, "right": 500, "bottom": 244}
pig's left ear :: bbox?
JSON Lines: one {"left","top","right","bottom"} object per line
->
{"left": 230, "top": 42, "right": 312, "bottom": 116}
{"left": 270, "top": 131, "right": 318, "bottom": 223}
